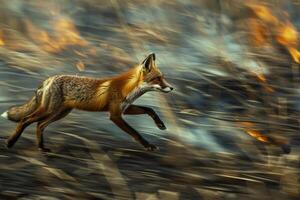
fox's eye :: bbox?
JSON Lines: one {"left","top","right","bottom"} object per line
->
{"left": 150, "top": 77, "right": 160, "bottom": 82}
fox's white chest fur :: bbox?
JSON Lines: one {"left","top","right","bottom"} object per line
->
{"left": 121, "top": 84, "right": 153, "bottom": 112}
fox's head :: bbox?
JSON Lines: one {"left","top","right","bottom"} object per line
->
{"left": 140, "top": 53, "right": 173, "bottom": 93}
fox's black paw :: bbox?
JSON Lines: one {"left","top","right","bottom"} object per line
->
{"left": 38, "top": 147, "right": 51, "bottom": 153}
{"left": 5, "top": 139, "right": 14, "bottom": 148}
{"left": 156, "top": 122, "right": 166, "bottom": 130}
{"left": 145, "top": 143, "right": 158, "bottom": 151}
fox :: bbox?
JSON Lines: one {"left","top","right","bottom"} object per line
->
{"left": 1, "top": 53, "right": 173, "bottom": 152}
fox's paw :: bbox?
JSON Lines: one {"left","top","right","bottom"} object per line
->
{"left": 145, "top": 143, "right": 158, "bottom": 151}
{"left": 5, "top": 139, "right": 15, "bottom": 148}
{"left": 38, "top": 147, "right": 51, "bottom": 153}
{"left": 156, "top": 121, "right": 166, "bottom": 130}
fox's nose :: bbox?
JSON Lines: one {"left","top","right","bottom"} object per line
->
{"left": 170, "top": 87, "right": 174, "bottom": 91}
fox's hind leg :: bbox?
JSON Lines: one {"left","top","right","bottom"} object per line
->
{"left": 36, "top": 108, "right": 72, "bottom": 152}
{"left": 6, "top": 107, "right": 50, "bottom": 148}
{"left": 6, "top": 86, "right": 63, "bottom": 149}
{"left": 124, "top": 105, "right": 166, "bottom": 130}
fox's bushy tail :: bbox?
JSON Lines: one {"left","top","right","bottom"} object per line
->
{"left": 1, "top": 95, "right": 39, "bottom": 122}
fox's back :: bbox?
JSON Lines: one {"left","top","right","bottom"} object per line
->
{"left": 43, "top": 75, "right": 111, "bottom": 111}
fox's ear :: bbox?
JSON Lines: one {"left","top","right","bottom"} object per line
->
{"left": 141, "top": 53, "right": 155, "bottom": 71}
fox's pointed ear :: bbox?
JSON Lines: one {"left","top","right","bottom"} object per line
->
{"left": 141, "top": 53, "right": 155, "bottom": 71}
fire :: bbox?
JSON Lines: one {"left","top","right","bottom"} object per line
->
{"left": 246, "top": 130, "right": 270, "bottom": 143}
{"left": 25, "top": 17, "right": 89, "bottom": 71}
{"left": 276, "top": 22, "right": 298, "bottom": 46}
{"left": 248, "top": 19, "right": 268, "bottom": 47}
{"left": 286, "top": 47, "right": 300, "bottom": 63}
{"left": 247, "top": 4, "right": 278, "bottom": 24}
{"left": 238, "top": 122, "right": 289, "bottom": 146}
{"left": 53, "top": 19, "right": 87, "bottom": 46}
{"left": 252, "top": 72, "right": 274, "bottom": 93}
{"left": 238, "top": 122, "right": 270, "bottom": 144}
{"left": 276, "top": 22, "right": 300, "bottom": 63}
{"left": 28, "top": 18, "right": 88, "bottom": 53}
{"left": 255, "top": 73, "right": 266, "bottom": 82}
{"left": 247, "top": 3, "right": 300, "bottom": 63}
{"left": 0, "top": 30, "right": 4, "bottom": 46}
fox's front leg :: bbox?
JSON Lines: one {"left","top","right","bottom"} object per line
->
{"left": 124, "top": 105, "right": 166, "bottom": 130}
{"left": 110, "top": 113, "right": 157, "bottom": 151}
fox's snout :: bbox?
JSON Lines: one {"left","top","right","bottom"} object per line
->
{"left": 152, "top": 81, "right": 174, "bottom": 93}
{"left": 162, "top": 86, "right": 174, "bottom": 93}
{"left": 160, "top": 79, "right": 173, "bottom": 93}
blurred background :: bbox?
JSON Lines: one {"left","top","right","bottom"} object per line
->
{"left": 0, "top": 0, "right": 299, "bottom": 199}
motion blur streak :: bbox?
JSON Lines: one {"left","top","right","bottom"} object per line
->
{"left": 0, "top": 0, "right": 299, "bottom": 199}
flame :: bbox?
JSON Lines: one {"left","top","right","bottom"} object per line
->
{"left": 286, "top": 47, "right": 300, "bottom": 63}
{"left": 252, "top": 72, "right": 274, "bottom": 93}
{"left": 248, "top": 20, "right": 268, "bottom": 47}
{"left": 276, "top": 22, "right": 298, "bottom": 45}
{"left": 53, "top": 19, "right": 87, "bottom": 46}
{"left": 276, "top": 22, "right": 300, "bottom": 62}
{"left": 248, "top": 4, "right": 278, "bottom": 24}
{"left": 238, "top": 122, "right": 270, "bottom": 143}
{"left": 28, "top": 18, "right": 88, "bottom": 53}
{"left": 246, "top": 130, "right": 270, "bottom": 143}
{"left": 247, "top": 3, "right": 300, "bottom": 63}
{"left": 238, "top": 122, "right": 289, "bottom": 146}
{"left": 0, "top": 30, "right": 4, "bottom": 46}
{"left": 255, "top": 73, "right": 266, "bottom": 82}
{"left": 246, "top": 129, "right": 288, "bottom": 146}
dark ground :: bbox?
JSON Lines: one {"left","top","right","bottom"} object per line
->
{"left": 0, "top": 125, "right": 299, "bottom": 200}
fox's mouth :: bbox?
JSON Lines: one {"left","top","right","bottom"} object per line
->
{"left": 151, "top": 84, "right": 174, "bottom": 93}
{"left": 161, "top": 87, "right": 173, "bottom": 93}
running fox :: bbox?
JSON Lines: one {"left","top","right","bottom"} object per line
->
{"left": 2, "top": 53, "right": 173, "bottom": 152}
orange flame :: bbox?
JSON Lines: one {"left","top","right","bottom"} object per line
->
{"left": 252, "top": 72, "right": 274, "bottom": 93}
{"left": 247, "top": 3, "right": 300, "bottom": 63}
{"left": 246, "top": 129, "right": 288, "bottom": 146}
{"left": 0, "top": 30, "right": 5, "bottom": 46}
{"left": 248, "top": 4, "right": 278, "bottom": 24}
{"left": 246, "top": 130, "right": 270, "bottom": 143}
{"left": 276, "top": 22, "right": 298, "bottom": 45}
{"left": 28, "top": 18, "right": 88, "bottom": 53}
{"left": 238, "top": 122, "right": 270, "bottom": 144}
{"left": 286, "top": 47, "right": 300, "bottom": 63}
{"left": 276, "top": 22, "right": 300, "bottom": 63}
{"left": 255, "top": 73, "right": 267, "bottom": 82}
{"left": 248, "top": 19, "right": 268, "bottom": 47}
